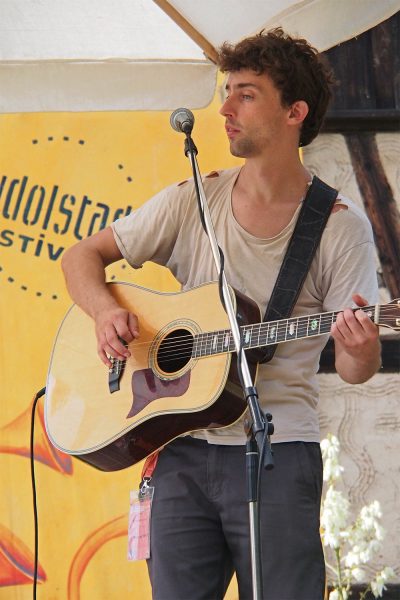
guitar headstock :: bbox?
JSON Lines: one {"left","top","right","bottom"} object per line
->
{"left": 379, "top": 298, "right": 400, "bottom": 331}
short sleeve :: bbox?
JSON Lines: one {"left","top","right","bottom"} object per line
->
{"left": 320, "top": 202, "right": 379, "bottom": 311}
{"left": 111, "top": 181, "right": 193, "bottom": 268}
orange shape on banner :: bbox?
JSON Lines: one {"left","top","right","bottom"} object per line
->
{"left": 0, "top": 523, "right": 46, "bottom": 587}
{"left": 68, "top": 514, "right": 127, "bottom": 600}
{"left": 0, "top": 399, "right": 73, "bottom": 474}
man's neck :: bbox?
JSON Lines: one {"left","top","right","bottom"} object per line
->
{"left": 236, "top": 154, "right": 312, "bottom": 207}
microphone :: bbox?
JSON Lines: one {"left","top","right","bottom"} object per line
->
{"left": 170, "top": 108, "right": 195, "bottom": 134}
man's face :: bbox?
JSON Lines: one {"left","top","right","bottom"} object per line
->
{"left": 219, "top": 69, "right": 290, "bottom": 158}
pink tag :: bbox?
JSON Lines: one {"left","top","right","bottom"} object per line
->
{"left": 127, "top": 485, "right": 154, "bottom": 561}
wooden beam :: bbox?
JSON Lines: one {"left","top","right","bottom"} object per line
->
{"left": 344, "top": 132, "right": 400, "bottom": 298}
{"left": 153, "top": 0, "right": 218, "bottom": 64}
{"left": 319, "top": 337, "right": 400, "bottom": 373}
{"left": 323, "top": 109, "right": 400, "bottom": 133}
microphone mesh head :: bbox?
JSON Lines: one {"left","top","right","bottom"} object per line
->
{"left": 170, "top": 108, "right": 195, "bottom": 133}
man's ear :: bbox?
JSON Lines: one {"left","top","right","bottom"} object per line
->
{"left": 287, "top": 100, "right": 309, "bottom": 125}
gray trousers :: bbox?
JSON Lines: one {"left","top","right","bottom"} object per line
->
{"left": 147, "top": 437, "right": 325, "bottom": 600}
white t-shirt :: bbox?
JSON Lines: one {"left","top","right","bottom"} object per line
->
{"left": 112, "top": 167, "right": 378, "bottom": 444}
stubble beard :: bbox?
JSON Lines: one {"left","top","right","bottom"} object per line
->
{"left": 229, "top": 137, "right": 258, "bottom": 158}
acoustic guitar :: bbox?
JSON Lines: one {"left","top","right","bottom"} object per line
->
{"left": 44, "top": 281, "right": 400, "bottom": 471}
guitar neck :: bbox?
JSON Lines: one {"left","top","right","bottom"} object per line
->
{"left": 192, "top": 304, "right": 380, "bottom": 358}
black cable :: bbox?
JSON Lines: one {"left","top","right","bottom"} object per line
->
{"left": 256, "top": 425, "right": 269, "bottom": 504}
{"left": 217, "top": 247, "right": 226, "bottom": 311}
{"left": 30, "top": 386, "right": 46, "bottom": 600}
{"left": 235, "top": 341, "right": 246, "bottom": 389}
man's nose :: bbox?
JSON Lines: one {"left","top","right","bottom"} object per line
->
{"left": 219, "top": 95, "right": 234, "bottom": 117}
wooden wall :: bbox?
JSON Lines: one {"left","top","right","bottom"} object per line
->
{"left": 303, "top": 12, "right": 400, "bottom": 595}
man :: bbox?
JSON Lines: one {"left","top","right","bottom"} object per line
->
{"left": 61, "top": 28, "right": 381, "bottom": 600}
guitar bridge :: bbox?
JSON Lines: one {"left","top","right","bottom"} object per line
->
{"left": 108, "top": 357, "right": 126, "bottom": 393}
{"left": 108, "top": 338, "right": 128, "bottom": 393}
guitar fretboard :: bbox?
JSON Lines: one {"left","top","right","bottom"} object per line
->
{"left": 192, "top": 305, "right": 378, "bottom": 358}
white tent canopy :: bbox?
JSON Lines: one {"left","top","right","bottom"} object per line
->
{"left": 1, "top": 0, "right": 399, "bottom": 112}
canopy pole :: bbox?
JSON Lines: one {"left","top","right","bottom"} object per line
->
{"left": 153, "top": 0, "right": 218, "bottom": 63}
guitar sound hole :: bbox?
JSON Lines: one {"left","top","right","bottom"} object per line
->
{"left": 157, "top": 328, "right": 194, "bottom": 374}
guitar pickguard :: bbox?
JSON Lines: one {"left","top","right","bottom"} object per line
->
{"left": 127, "top": 368, "right": 191, "bottom": 418}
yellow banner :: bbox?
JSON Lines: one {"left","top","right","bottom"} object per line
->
{"left": 0, "top": 93, "right": 242, "bottom": 599}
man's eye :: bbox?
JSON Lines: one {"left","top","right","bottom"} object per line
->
{"left": 242, "top": 94, "right": 253, "bottom": 101}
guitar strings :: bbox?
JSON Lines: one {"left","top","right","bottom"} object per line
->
{"left": 117, "top": 304, "right": 395, "bottom": 356}
{"left": 106, "top": 304, "right": 397, "bottom": 364}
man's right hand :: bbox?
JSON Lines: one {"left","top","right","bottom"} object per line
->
{"left": 94, "top": 306, "right": 140, "bottom": 367}
{"left": 61, "top": 226, "right": 140, "bottom": 368}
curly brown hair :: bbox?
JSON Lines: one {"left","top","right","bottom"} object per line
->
{"left": 217, "top": 28, "right": 334, "bottom": 147}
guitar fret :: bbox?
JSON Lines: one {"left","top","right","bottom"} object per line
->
{"left": 297, "top": 316, "right": 308, "bottom": 339}
{"left": 286, "top": 318, "right": 298, "bottom": 340}
{"left": 218, "top": 331, "right": 225, "bottom": 353}
{"left": 201, "top": 333, "right": 207, "bottom": 356}
{"left": 224, "top": 331, "right": 230, "bottom": 350}
{"left": 210, "top": 332, "right": 215, "bottom": 353}
{"left": 229, "top": 332, "right": 236, "bottom": 352}
{"left": 197, "top": 334, "right": 202, "bottom": 357}
{"left": 284, "top": 318, "right": 289, "bottom": 342}
{"left": 267, "top": 322, "right": 278, "bottom": 343}
{"left": 195, "top": 334, "right": 201, "bottom": 357}
{"left": 200, "top": 333, "right": 207, "bottom": 357}
{"left": 320, "top": 313, "right": 334, "bottom": 335}
{"left": 257, "top": 323, "right": 263, "bottom": 348}
{"left": 212, "top": 333, "right": 218, "bottom": 352}
{"left": 276, "top": 319, "right": 287, "bottom": 343}
{"left": 204, "top": 332, "right": 210, "bottom": 356}
{"left": 207, "top": 332, "right": 213, "bottom": 355}
{"left": 307, "top": 314, "right": 321, "bottom": 336}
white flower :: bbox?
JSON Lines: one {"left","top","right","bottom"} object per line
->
{"left": 371, "top": 566, "right": 395, "bottom": 598}
{"left": 351, "top": 567, "right": 366, "bottom": 582}
{"left": 323, "top": 457, "right": 344, "bottom": 483}
{"left": 321, "top": 487, "right": 350, "bottom": 548}
{"left": 359, "top": 501, "right": 382, "bottom": 530}
{"left": 383, "top": 566, "right": 395, "bottom": 577}
{"left": 321, "top": 434, "right": 340, "bottom": 458}
{"left": 343, "top": 500, "right": 385, "bottom": 568}
{"left": 321, "top": 435, "right": 344, "bottom": 483}
{"left": 344, "top": 548, "right": 362, "bottom": 568}
{"left": 321, "top": 435, "right": 396, "bottom": 597}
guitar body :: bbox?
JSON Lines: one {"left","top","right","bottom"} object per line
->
{"left": 45, "top": 281, "right": 261, "bottom": 471}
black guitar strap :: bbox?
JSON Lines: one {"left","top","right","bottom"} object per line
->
{"left": 258, "top": 175, "right": 338, "bottom": 363}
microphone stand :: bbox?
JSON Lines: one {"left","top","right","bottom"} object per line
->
{"left": 176, "top": 123, "right": 274, "bottom": 600}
